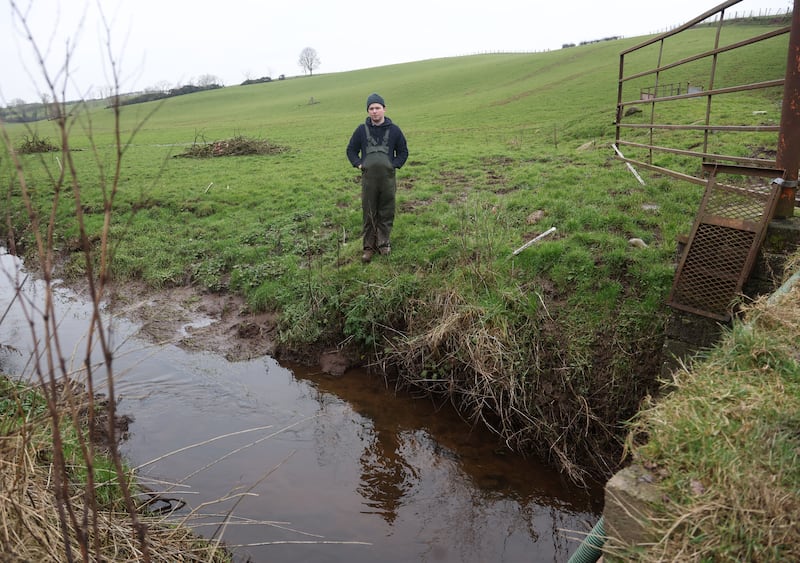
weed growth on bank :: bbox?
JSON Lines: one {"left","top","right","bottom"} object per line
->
{"left": 617, "top": 270, "right": 800, "bottom": 562}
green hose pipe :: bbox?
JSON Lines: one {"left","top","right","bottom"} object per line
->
{"left": 567, "top": 516, "right": 605, "bottom": 563}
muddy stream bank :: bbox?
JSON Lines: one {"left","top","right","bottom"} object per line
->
{"left": 0, "top": 250, "right": 603, "bottom": 562}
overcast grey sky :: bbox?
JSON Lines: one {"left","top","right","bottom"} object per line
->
{"left": 1, "top": 0, "right": 793, "bottom": 103}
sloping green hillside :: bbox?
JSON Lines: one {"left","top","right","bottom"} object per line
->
{"left": 1, "top": 21, "right": 789, "bottom": 483}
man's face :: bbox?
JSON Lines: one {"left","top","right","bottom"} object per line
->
{"left": 368, "top": 103, "right": 385, "bottom": 123}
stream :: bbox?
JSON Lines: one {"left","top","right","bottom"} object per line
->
{"left": 0, "top": 249, "right": 603, "bottom": 562}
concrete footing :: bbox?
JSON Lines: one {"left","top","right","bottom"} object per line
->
{"left": 602, "top": 464, "right": 661, "bottom": 550}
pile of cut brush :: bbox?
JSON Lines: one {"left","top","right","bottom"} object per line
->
{"left": 16, "top": 133, "right": 59, "bottom": 154}
{"left": 176, "top": 134, "right": 288, "bottom": 158}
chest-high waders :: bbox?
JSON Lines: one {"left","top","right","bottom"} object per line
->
{"left": 361, "top": 125, "right": 396, "bottom": 252}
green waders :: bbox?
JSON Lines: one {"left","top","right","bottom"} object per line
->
{"left": 361, "top": 126, "right": 396, "bottom": 252}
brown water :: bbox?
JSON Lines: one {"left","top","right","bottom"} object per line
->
{"left": 0, "top": 251, "right": 603, "bottom": 562}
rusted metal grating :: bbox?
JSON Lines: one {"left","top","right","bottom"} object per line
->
{"left": 667, "top": 176, "right": 781, "bottom": 320}
{"left": 704, "top": 183, "right": 773, "bottom": 223}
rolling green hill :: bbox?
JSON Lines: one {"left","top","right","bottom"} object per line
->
{"left": 1, "top": 19, "right": 790, "bottom": 484}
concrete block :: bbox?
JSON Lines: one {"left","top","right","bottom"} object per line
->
{"left": 603, "top": 464, "right": 662, "bottom": 548}
{"left": 763, "top": 217, "right": 800, "bottom": 255}
{"left": 663, "top": 310, "right": 725, "bottom": 346}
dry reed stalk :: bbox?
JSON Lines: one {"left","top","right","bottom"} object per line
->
{"left": 1, "top": 421, "right": 231, "bottom": 561}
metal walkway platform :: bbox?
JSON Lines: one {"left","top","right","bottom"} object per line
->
{"left": 667, "top": 173, "right": 782, "bottom": 321}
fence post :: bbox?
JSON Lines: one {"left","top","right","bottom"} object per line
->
{"left": 776, "top": 0, "right": 800, "bottom": 218}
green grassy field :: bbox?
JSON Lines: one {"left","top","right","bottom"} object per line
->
{"left": 1, "top": 20, "right": 789, "bottom": 483}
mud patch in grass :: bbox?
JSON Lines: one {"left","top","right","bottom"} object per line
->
{"left": 105, "top": 281, "right": 279, "bottom": 362}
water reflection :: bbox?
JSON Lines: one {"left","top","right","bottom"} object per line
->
{"left": 0, "top": 249, "right": 602, "bottom": 562}
{"left": 294, "top": 367, "right": 603, "bottom": 563}
{"left": 357, "top": 424, "right": 417, "bottom": 524}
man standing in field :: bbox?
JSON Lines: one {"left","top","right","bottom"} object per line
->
{"left": 347, "top": 92, "right": 408, "bottom": 263}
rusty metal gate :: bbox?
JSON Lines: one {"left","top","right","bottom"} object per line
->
{"left": 614, "top": 0, "right": 800, "bottom": 320}
{"left": 667, "top": 172, "right": 781, "bottom": 320}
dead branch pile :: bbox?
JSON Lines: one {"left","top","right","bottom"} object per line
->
{"left": 175, "top": 135, "right": 288, "bottom": 158}
{"left": 16, "top": 133, "right": 59, "bottom": 154}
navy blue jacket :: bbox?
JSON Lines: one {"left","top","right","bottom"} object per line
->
{"left": 346, "top": 117, "right": 408, "bottom": 169}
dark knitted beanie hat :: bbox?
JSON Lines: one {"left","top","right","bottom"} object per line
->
{"left": 366, "top": 92, "right": 385, "bottom": 109}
